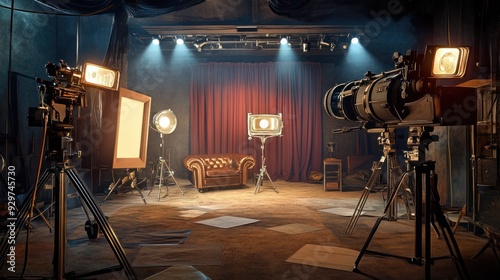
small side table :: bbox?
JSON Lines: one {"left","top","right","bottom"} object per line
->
{"left": 323, "top": 158, "right": 342, "bottom": 191}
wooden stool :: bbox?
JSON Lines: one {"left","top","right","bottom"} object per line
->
{"left": 323, "top": 158, "right": 342, "bottom": 191}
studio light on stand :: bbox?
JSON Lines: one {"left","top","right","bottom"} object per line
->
{"left": 248, "top": 113, "right": 283, "bottom": 194}
{"left": 149, "top": 109, "right": 184, "bottom": 201}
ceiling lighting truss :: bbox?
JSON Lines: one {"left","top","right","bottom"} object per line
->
{"left": 137, "top": 33, "right": 357, "bottom": 52}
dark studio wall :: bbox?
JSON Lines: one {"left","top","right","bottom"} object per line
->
{"left": 1, "top": 0, "right": 493, "bottom": 210}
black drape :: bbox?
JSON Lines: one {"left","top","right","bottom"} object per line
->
{"left": 35, "top": 0, "right": 205, "bottom": 69}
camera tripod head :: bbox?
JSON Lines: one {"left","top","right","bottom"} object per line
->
{"left": 405, "top": 126, "right": 439, "bottom": 165}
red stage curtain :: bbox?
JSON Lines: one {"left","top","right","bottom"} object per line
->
{"left": 190, "top": 62, "right": 323, "bottom": 182}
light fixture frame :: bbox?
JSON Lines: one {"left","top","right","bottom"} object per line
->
{"left": 421, "top": 45, "right": 470, "bottom": 78}
{"left": 151, "top": 109, "right": 177, "bottom": 135}
{"left": 95, "top": 88, "right": 151, "bottom": 169}
{"left": 81, "top": 62, "right": 120, "bottom": 91}
{"left": 247, "top": 113, "right": 284, "bottom": 138}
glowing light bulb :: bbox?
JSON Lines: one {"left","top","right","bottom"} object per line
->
{"left": 159, "top": 116, "right": 171, "bottom": 129}
{"left": 259, "top": 119, "right": 270, "bottom": 129}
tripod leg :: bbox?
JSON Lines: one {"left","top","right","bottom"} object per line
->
{"left": 102, "top": 179, "right": 122, "bottom": 202}
{"left": 65, "top": 168, "right": 136, "bottom": 280}
{"left": 131, "top": 177, "right": 147, "bottom": 204}
{"left": 53, "top": 168, "right": 66, "bottom": 279}
{"left": 471, "top": 240, "right": 492, "bottom": 259}
{"left": 428, "top": 167, "right": 470, "bottom": 280}
{"left": 354, "top": 216, "right": 385, "bottom": 270}
{"left": 162, "top": 161, "right": 184, "bottom": 198}
{"left": 148, "top": 161, "right": 159, "bottom": 197}
{"left": 254, "top": 168, "right": 264, "bottom": 194}
{"left": 383, "top": 171, "right": 409, "bottom": 215}
{"left": 264, "top": 168, "right": 279, "bottom": 193}
{"left": 0, "top": 168, "right": 53, "bottom": 269}
{"left": 433, "top": 209, "right": 471, "bottom": 279}
{"left": 345, "top": 157, "right": 385, "bottom": 235}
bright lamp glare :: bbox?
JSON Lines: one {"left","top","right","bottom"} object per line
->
{"left": 280, "top": 37, "right": 288, "bottom": 45}
{"left": 159, "top": 116, "right": 171, "bottom": 129}
{"left": 176, "top": 38, "right": 185, "bottom": 45}
{"left": 152, "top": 38, "right": 160, "bottom": 45}
{"left": 82, "top": 63, "right": 120, "bottom": 91}
{"left": 351, "top": 37, "right": 359, "bottom": 44}
{"left": 431, "top": 47, "right": 469, "bottom": 78}
{"left": 259, "top": 119, "right": 270, "bottom": 129}
{"left": 152, "top": 109, "right": 177, "bottom": 134}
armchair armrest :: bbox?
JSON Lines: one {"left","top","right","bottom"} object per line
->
{"left": 183, "top": 156, "right": 206, "bottom": 189}
{"left": 230, "top": 154, "right": 255, "bottom": 184}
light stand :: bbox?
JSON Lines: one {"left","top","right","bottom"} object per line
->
{"left": 103, "top": 169, "right": 147, "bottom": 204}
{"left": 247, "top": 113, "right": 283, "bottom": 194}
{"left": 353, "top": 127, "right": 470, "bottom": 280}
{"left": 148, "top": 132, "right": 184, "bottom": 201}
{"left": 253, "top": 136, "right": 279, "bottom": 194}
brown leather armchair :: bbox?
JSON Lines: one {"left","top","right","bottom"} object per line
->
{"left": 183, "top": 154, "right": 255, "bottom": 192}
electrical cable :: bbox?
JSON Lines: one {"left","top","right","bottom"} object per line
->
{"left": 19, "top": 112, "right": 48, "bottom": 279}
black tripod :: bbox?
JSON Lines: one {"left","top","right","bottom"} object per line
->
{"left": 0, "top": 131, "right": 136, "bottom": 279}
{"left": 354, "top": 161, "right": 470, "bottom": 280}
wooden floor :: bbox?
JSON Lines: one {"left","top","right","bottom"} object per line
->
{"left": 1, "top": 177, "right": 499, "bottom": 279}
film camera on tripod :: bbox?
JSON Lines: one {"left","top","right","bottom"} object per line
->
{"left": 324, "top": 45, "right": 476, "bottom": 279}
{"left": 0, "top": 60, "right": 138, "bottom": 279}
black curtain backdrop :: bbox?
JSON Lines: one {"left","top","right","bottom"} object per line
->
{"left": 34, "top": 0, "right": 205, "bottom": 70}
{"left": 190, "top": 62, "right": 323, "bottom": 182}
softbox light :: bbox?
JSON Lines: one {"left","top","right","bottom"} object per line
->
{"left": 94, "top": 88, "right": 151, "bottom": 169}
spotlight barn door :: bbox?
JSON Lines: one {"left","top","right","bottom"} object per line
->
{"left": 95, "top": 88, "right": 151, "bottom": 169}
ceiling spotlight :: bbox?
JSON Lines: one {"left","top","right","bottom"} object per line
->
{"left": 329, "top": 42, "right": 336, "bottom": 52}
{"left": 280, "top": 36, "right": 288, "bottom": 45}
{"left": 351, "top": 37, "right": 359, "bottom": 44}
{"left": 152, "top": 36, "right": 160, "bottom": 45}
{"left": 302, "top": 38, "right": 311, "bottom": 52}
{"left": 175, "top": 36, "right": 185, "bottom": 45}
{"left": 341, "top": 42, "right": 349, "bottom": 50}
{"left": 319, "top": 36, "right": 336, "bottom": 52}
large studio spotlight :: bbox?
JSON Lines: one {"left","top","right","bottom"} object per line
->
{"left": 150, "top": 109, "right": 183, "bottom": 200}
{"left": 248, "top": 113, "right": 283, "bottom": 194}
{"left": 152, "top": 109, "right": 177, "bottom": 134}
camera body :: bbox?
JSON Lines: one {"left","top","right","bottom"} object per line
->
{"left": 29, "top": 60, "right": 87, "bottom": 128}
{"left": 323, "top": 49, "right": 476, "bottom": 129}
